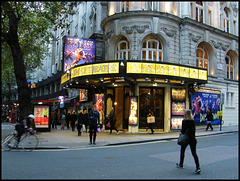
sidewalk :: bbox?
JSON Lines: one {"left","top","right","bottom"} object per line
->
{"left": 35, "top": 124, "right": 238, "bottom": 149}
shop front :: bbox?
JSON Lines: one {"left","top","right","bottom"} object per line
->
{"left": 61, "top": 60, "right": 208, "bottom": 133}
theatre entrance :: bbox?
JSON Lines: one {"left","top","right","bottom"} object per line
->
{"left": 139, "top": 87, "right": 164, "bottom": 130}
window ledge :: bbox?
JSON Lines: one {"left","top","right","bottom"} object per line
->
{"left": 225, "top": 106, "right": 235, "bottom": 109}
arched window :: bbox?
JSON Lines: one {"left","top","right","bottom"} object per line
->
{"left": 115, "top": 37, "right": 129, "bottom": 60}
{"left": 225, "top": 53, "right": 234, "bottom": 79}
{"left": 196, "top": 45, "right": 208, "bottom": 70}
{"left": 223, "top": 8, "right": 230, "bottom": 33}
{"left": 141, "top": 36, "right": 163, "bottom": 61}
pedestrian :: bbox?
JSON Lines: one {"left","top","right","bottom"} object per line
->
{"left": 83, "top": 109, "right": 88, "bottom": 133}
{"left": 66, "top": 111, "right": 71, "bottom": 129}
{"left": 60, "top": 111, "right": 66, "bottom": 130}
{"left": 176, "top": 109, "right": 201, "bottom": 174}
{"left": 77, "top": 110, "right": 84, "bottom": 136}
{"left": 147, "top": 109, "right": 155, "bottom": 134}
{"left": 108, "top": 107, "right": 119, "bottom": 135}
{"left": 205, "top": 108, "right": 214, "bottom": 131}
{"left": 54, "top": 111, "right": 58, "bottom": 129}
{"left": 71, "top": 111, "right": 77, "bottom": 131}
{"left": 88, "top": 105, "right": 100, "bottom": 145}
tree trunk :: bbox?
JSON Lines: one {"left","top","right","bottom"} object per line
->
{"left": 3, "top": 2, "right": 32, "bottom": 118}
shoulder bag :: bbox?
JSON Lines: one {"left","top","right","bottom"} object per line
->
{"left": 177, "top": 129, "right": 189, "bottom": 146}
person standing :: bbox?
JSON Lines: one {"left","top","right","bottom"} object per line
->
{"left": 147, "top": 109, "right": 155, "bottom": 134}
{"left": 83, "top": 110, "right": 89, "bottom": 133}
{"left": 77, "top": 110, "right": 84, "bottom": 136}
{"left": 176, "top": 109, "right": 201, "bottom": 174}
{"left": 71, "top": 111, "right": 77, "bottom": 131}
{"left": 66, "top": 111, "right": 71, "bottom": 129}
{"left": 60, "top": 111, "right": 66, "bottom": 130}
{"left": 108, "top": 107, "right": 119, "bottom": 135}
{"left": 205, "top": 108, "right": 214, "bottom": 131}
{"left": 88, "top": 105, "right": 100, "bottom": 145}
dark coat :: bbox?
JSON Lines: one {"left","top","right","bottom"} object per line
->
{"left": 205, "top": 112, "right": 214, "bottom": 121}
{"left": 109, "top": 110, "right": 116, "bottom": 126}
{"left": 181, "top": 119, "right": 197, "bottom": 144}
{"left": 88, "top": 110, "right": 100, "bottom": 126}
{"left": 71, "top": 113, "right": 77, "bottom": 125}
{"left": 77, "top": 112, "right": 84, "bottom": 125}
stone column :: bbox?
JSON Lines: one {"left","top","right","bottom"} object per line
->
{"left": 181, "top": 1, "right": 191, "bottom": 18}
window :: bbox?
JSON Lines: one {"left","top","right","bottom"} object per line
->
{"left": 208, "top": 9, "right": 212, "bottom": 26}
{"left": 196, "top": 1, "right": 203, "bottom": 23}
{"left": 223, "top": 8, "right": 230, "bottom": 33}
{"left": 225, "top": 53, "right": 234, "bottom": 80}
{"left": 141, "top": 36, "right": 163, "bottom": 61}
{"left": 226, "top": 92, "right": 234, "bottom": 107}
{"left": 115, "top": 37, "right": 129, "bottom": 60}
{"left": 196, "top": 45, "right": 208, "bottom": 70}
{"left": 122, "top": 1, "right": 129, "bottom": 12}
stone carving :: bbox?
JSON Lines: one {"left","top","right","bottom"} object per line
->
{"left": 122, "top": 25, "right": 149, "bottom": 34}
{"left": 161, "top": 27, "right": 176, "bottom": 37}
{"left": 211, "top": 40, "right": 222, "bottom": 49}
{"left": 211, "top": 40, "right": 230, "bottom": 51}
{"left": 188, "top": 33, "right": 202, "bottom": 42}
{"left": 221, "top": 44, "right": 230, "bottom": 51}
{"left": 105, "top": 29, "right": 114, "bottom": 39}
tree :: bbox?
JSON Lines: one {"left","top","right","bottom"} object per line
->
{"left": 1, "top": 1, "right": 76, "bottom": 118}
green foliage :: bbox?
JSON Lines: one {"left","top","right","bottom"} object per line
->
{"left": 1, "top": 1, "right": 76, "bottom": 87}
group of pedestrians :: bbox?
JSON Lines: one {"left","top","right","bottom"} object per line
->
{"left": 59, "top": 110, "right": 89, "bottom": 133}
{"left": 57, "top": 105, "right": 119, "bottom": 145}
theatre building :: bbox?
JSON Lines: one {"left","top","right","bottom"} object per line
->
{"left": 31, "top": 2, "right": 238, "bottom": 133}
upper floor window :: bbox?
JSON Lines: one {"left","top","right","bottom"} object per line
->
{"left": 223, "top": 8, "right": 230, "bottom": 33}
{"left": 196, "top": 44, "right": 208, "bottom": 70}
{"left": 115, "top": 37, "right": 129, "bottom": 60}
{"left": 122, "top": 1, "right": 129, "bottom": 12}
{"left": 141, "top": 36, "right": 163, "bottom": 61}
{"left": 196, "top": 1, "right": 203, "bottom": 23}
{"left": 225, "top": 53, "right": 234, "bottom": 80}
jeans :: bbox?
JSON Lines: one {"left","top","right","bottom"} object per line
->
{"left": 89, "top": 124, "right": 97, "bottom": 143}
{"left": 180, "top": 142, "right": 200, "bottom": 169}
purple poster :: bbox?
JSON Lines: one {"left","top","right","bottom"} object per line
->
{"left": 63, "top": 36, "right": 95, "bottom": 72}
{"left": 191, "top": 88, "right": 221, "bottom": 124}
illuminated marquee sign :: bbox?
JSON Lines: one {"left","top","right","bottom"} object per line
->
{"left": 61, "top": 73, "right": 70, "bottom": 84}
{"left": 127, "top": 62, "right": 207, "bottom": 80}
{"left": 71, "top": 62, "right": 119, "bottom": 79}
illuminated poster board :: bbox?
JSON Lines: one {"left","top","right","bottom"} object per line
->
{"left": 33, "top": 105, "right": 50, "bottom": 128}
{"left": 58, "top": 96, "right": 65, "bottom": 108}
{"left": 171, "top": 88, "right": 186, "bottom": 129}
{"left": 79, "top": 89, "right": 88, "bottom": 102}
{"left": 129, "top": 96, "right": 138, "bottom": 126}
{"left": 191, "top": 88, "right": 221, "bottom": 125}
{"left": 63, "top": 36, "right": 95, "bottom": 72}
{"left": 94, "top": 94, "right": 104, "bottom": 124}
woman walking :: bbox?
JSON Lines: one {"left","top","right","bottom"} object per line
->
{"left": 176, "top": 109, "right": 201, "bottom": 174}
{"left": 108, "top": 107, "right": 119, "bottom": 135}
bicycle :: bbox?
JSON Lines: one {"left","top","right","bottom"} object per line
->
{"left": 2, "top": 126, "right": 39, "bottom": 152}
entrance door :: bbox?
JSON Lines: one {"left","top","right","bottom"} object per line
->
{"left": 139, "top": 88, "right": 164, "bottom": 129}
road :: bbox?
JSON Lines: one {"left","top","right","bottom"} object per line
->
{"left": 1, "top": 132, "right": 238, "bottom": 179}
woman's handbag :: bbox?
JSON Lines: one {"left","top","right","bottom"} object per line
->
{"left": 177, "top": 130, "right": 189, "bottom": 146}
{"left": 106, "top": 121, "right": 110, "bottom": 128}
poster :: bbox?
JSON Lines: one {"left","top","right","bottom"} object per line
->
{"left": 171, "top": 88, "right": 186, "bottom": 129}
{"left": 58, "top": 96, "right": 65, "bottom": 108}
{"left": 191, "top": 88, "right": 221, "bottom": 124}
{"left": 63, "top": 36, "right": 95, "bottom": 72}
{"left": 129, "top": 96, "right": 138, "bottom": 125}
{"left": 34, "top": 105, "right": 49, "bottom": 128}
{"left": 79, "top": 89, "right": 88, "bottom": 102}
{"left": 94, "top": 94, "right": 104, "bottom": 124}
